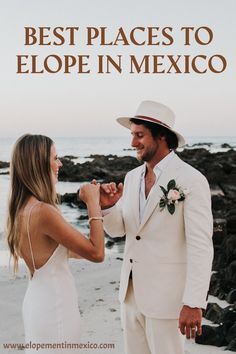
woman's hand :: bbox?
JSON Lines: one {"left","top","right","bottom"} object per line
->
{"left": 79, "top": 183, "right": 100, "bottom": 205}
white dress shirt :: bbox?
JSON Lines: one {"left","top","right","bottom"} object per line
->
{"left": 139, "top": 151, "right": 174, "bottom": 223}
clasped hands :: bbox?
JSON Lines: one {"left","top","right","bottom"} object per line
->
{"left": 78, "top": 180, "right": 123, "bottom": 209}
{"left": 91, "top": 180, "right": 123, "bottom": 209}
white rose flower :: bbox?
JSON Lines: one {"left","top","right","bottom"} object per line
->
{"left": 167, "top": 189, "right": 180, "bottom": 201}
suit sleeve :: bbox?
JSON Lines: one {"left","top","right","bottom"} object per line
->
{"left": 103, "top": 197, "right": 125, "bottom": 238}
{"left": 103, "top": 173, "right": 130, "bottom": 238}
{"left": 182, "top": 173, "right": 214, "bottom": 309}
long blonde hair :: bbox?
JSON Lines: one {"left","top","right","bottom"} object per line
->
{"left": 7, "top": 134, "right": 57, "bottom": 272}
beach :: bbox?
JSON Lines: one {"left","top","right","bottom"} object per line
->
{"left": 0, "top": 250, "right": 231, "bottom": 354}
{"left": 1, "top": 138, "right": 236, "bottom": 353}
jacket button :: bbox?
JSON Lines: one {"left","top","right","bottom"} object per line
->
{"left": 130, "top": 259, "right": 133, "bottom": 263}
{"left": 136, "top": 236, "right": 141, "bottom": 240}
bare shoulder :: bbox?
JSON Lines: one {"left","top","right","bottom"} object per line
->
{"left": 38, "top": 202, "right": 62, "bottom": 223}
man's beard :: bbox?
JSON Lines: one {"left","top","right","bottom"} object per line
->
{"left": 137, "top": 146, "right": 157, "bottom": 162}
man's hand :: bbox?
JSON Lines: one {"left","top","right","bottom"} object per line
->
{"left": 179, "top": 305, "right": 202, "bottom": 339}
{"left": 91, "top": 180, "right": 123, "bottom": 209}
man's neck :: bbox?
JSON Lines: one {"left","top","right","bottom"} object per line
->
{"left": 146, "top": 149, "right": 171, "bottom": 173}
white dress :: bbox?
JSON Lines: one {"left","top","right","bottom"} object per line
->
{"left": 22, "top": 203, "right": 81, "bottom": 353}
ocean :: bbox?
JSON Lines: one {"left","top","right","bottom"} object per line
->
{"left": 0, "top": 136, "right": 236, "bottom": 265}
{"left": 1, "top": 135, "right": 236, "bottom": 162}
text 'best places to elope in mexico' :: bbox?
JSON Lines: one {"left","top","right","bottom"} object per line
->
{"left": 16, "top": 26, "right": 227, "bottom": 75}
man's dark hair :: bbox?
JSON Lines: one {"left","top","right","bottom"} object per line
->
{"left": 130, "top": 118, "right": 178, "bottom": 150}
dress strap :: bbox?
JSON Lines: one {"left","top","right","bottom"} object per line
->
{"left": 26, "top": 201, "right": 41, "bottom": 271}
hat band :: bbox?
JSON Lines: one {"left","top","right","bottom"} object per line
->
{"left": 135, "top": 115, "right": 171, "bottom": 129}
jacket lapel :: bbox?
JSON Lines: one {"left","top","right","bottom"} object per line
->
{"left": 130, "top": 165, "right": 144, "bottom": 230}
{"left": 136, "top": 153, "right": 181, "bottom": 234}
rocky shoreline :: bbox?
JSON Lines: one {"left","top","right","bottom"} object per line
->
{"left": 1, "top": 148, "right": 236, "bottom": 351}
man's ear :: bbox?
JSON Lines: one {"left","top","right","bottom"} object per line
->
{"left": 158, "top": 134, "right": 169, "bottom": 149}
{"left": 157, "top": 134, "right": 166, "bottom": 142}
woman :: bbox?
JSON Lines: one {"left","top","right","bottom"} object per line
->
{"left": 7, "top": 134, "right": 104, "bottom": 353}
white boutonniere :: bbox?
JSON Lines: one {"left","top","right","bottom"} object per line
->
{"left": 159, "top": 179, "right": 189, "bottom": 215}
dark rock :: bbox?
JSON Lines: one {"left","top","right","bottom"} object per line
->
{"left": 192, "top": 142, "right": 213, "bottom": 147}
{"left": 0, "top": 161, "right": 10, "bottom": 168}
{"left": 87, "top": 154, "right": 117, "bottom": 159}
{"left": 226, "top": 323, "right": 236, "bottom": 344}
{"left": 225, "top": 262, "right": 236, "bottom": 287}
{"left": 60, "top": 192, "right": 86, "bottom": 209}
{"left": 213, "top": 219, "right": 227, "bottom": 246}
{"left": 225, "top": 236, "right": 236, "bottom": 264}
{"left": 219, "top": 304, "right": 236, "bottom": 323}
{"left": 218, "top": 291, "right": 227, "bottom": 301}
{"left": 77, "top": 215, "right": 88, "bottom": 220}
{"left": 222, "top": 162, "right": 234, "bottom": 174}
{"left": 226, "top": 289, "right": 236, "bottom": 304}
{"left": 105, "top": 240, "right": 115, "bottom": 248}
{"left": 221, "top": 183, "right": 236, "bottom": 200}
{"left": 212, "top": 245, "right": 228, "bottom": 272}
{"left": 209, "top": 273, "right": 222, "bottom": 296}
{"left": 209, "top": 269, "right": 233, "bottom": 298}
{"left": 106, "top": 235, "right": 126, "bottom": 243}
{"left": 195, "top": 324, "right": 228, "bottom": 346}
{"left": 212, "top": 196, "right": 227, "bottom": 214}
{"left": 58, "top": 155, "right": 141, "bottom": 183}
{"left": 226, "top": 338, "right": 236, "bottom": 351}
{"left": 227, "top": 214, "right": 236, "bottom": 234}
{"left": 60, "top": 192, "right": 77, "bottom": 204}
{"left": 63, "top": 155, "right": 78, "bottom": 160}
{"left": 221, "top": 143, "right": 232, "bottom": 149}
{"left": 204, "top": 302, "right": 223, "bottom": 324}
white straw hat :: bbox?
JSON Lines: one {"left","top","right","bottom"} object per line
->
{"left": 117, "top": 100, "right": 185, "bottom": 148}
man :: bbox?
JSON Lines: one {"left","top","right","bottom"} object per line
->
{"left": 99, "top": 100, "right": 213, "bottom": 354}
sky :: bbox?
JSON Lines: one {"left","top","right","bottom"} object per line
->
{"left": 0, "top": 0, "right": 235, "bottom": 138}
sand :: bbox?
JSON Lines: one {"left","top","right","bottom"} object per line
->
{"left": 0, "top": 252, "right": 231, "bottom": 354}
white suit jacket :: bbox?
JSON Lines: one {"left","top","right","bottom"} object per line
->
{"left": 104, "top": 153, "right": 213, "bottom": 319}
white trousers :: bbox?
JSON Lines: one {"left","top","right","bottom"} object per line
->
{"left": 121, "top": 280, "right": 185, "bottom": 354}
